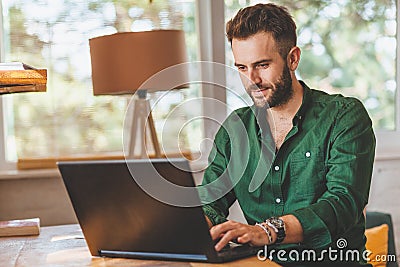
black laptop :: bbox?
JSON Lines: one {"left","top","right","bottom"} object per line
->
{"left": 57, "top": 158, "right": 260, "bottom": 263}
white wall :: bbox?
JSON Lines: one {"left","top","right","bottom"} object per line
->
{"left": 0, "top": 170, "right": 77, "bottom": 225}
{"left": 368, "top": 158, "right": 400, "bottom": 260}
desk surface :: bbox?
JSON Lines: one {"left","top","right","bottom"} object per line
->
{"left": 0, "top": 224, "right": 280, "bottom": 267}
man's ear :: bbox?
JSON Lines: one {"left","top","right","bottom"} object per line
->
{"left": 287, "top": 46, "right": 301, "bottom": 71}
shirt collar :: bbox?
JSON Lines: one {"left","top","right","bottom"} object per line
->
{"left": 293, "top": 80, "right": 311, "bottom": 125}
{"left": 254, "top": 105, "right": 268, "bottom": 138}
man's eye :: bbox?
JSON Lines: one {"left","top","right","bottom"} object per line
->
{"left": 237, "top": 66, "right": 246, "bottom": 71}
{"left": 257, "top": 63, "right": 269, "bottom": 69}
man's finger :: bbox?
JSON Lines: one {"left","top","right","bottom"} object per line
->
{"left": 210, "top": 221, "right": 235, "bottom": 239}
{"left": 237, "top": 233, "right": 251, "bottom": 243}
{"left": 214, "top": 228, "right": 245, "bottom": 251}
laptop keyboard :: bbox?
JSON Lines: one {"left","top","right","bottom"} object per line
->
{"left": 217, "top": 241, "right": 257, "bottom": 257}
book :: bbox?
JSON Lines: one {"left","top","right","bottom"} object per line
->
{"left": 0, "top": 218, "right": 40, "bottom": 237}
{"left": 0, "top": 62, "right": 47, "bottom": 94}
{"left": 0, "top": 84, "right": 47, "bottom": 94}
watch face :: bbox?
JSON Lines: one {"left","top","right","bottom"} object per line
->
{"left": 269, "top": 217, "right": 284, "bottom": 228}
{"left": 268, "top": 217, "right": 286, "bottom": 244}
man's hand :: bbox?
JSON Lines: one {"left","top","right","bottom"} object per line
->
{"left": 210, "top": 220, "right": 273, "bottom": 251}
{"left": 205, "top": 216, "right": 213, "bottom": 229}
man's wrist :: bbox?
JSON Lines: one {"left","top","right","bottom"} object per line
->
{"left": 255, "top": 222, "right": 273, "bottom": 244}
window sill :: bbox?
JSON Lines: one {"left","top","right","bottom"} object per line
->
{"left": 16, "top": 151, "right": 195, "bottom": 170}
{"left": 16, "top": 154, "right": 126, "bottom": 170}
{"left": 375, "top": 153, "right": 400, "bottom": 161}
{"left": 0, "top": 168, "right": 60, "bottom": 181}
{"left": 2, "top": 153, "right": 397, "bottom": 181}
{"left": 1, "top": 152, "right": 207, "bottom": 181}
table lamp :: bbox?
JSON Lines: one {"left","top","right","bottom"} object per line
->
{"left": 89, "top": 30, "right": 188, "bottom": 158}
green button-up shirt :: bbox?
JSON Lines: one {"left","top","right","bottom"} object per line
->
{"left": 200, "top": 81, "right": 375, "bottom": 265}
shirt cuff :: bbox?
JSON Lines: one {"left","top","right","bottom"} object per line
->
{"left": 291, "top": 206, "right": 332, "bottom": 248}
{"left": 202, "top": 205, "right": 228, "bottom": 226}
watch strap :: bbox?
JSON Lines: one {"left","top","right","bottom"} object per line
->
{"left": 266, "top": 217, "right": 286, "bottom": 244}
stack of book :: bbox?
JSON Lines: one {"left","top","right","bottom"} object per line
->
{"left": 0, "top": 62, "right": 47, "bottom": 94}
{"left": 0, "top": 218, "right": 40, "bottom": 237}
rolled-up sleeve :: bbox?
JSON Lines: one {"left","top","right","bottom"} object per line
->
{"left": 200, "top": 123, "right": 236, "bottom": 226}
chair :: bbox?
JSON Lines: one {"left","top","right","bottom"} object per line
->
{"left": 366, "top": 211, "right": 398, "bottom": 267}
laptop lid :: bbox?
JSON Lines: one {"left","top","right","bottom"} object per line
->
{"left": 58, "top": 158, "right": 250, "bottom": 262}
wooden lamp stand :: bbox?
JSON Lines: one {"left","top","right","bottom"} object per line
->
{"left": 128, "top": 89, "right": 161, "bottom": 158}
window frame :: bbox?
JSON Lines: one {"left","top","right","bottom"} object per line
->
{"left": 0, "top": 0, "right": 399, "bottom": 172}
{"left": 0, "top": 0, "right": 200, "bottom": 171}
{"left": 0, "top": 2, "right": 16, "bottom": 171}
{"left": 372, "top": 0, "right": 400, "bottom": 160}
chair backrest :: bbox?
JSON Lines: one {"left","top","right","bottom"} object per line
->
{"left": 366, "top": 211, "right": 398, "bottom": 267}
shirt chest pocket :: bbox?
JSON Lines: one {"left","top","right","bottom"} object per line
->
{"left": 289, "top": 148, "right": 327, "bottom": 198}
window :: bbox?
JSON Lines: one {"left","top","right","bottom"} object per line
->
{"left": 1, "top": 0, "right": 199, "bottom": 167}
{"left": 1, "top": 0, "right": 399, "bottom": 171}
{"left": 225, "top": 0, "right": 397, "bottom": 131}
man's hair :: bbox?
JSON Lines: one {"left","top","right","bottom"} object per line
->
{"left": 226, "top": 3, "right": 297, "bottom": 58}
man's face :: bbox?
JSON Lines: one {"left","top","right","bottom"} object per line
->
{"left": 232, "top": 32, "right": 293, "bottom": 109}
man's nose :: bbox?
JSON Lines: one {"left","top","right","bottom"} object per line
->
{"left": 249, "top": 69, "right": 262, "bottom": 85}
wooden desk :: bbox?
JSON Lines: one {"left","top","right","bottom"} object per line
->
{"left": 0, "top": 224, "right": 280, "bottom": 267}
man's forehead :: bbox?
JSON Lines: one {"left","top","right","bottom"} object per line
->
{"left": 232, "top": 32, "right": 276, "bottom": 46}
{"left": 231, "top": 32, "right": 280, "bottom": 63}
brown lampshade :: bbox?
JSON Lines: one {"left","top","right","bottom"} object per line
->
{"left": 89, "top": 30, "right": 188, "bottom": 95}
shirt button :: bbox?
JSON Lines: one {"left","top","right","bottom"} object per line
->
{"left": 274, "top": 166, "right": 280, "bottom": 171}
{"left": 305, "top": 152, "right": 311, "bottom": 158}
{"left": 275, "top": 198, "right": 281, "bottom": 204}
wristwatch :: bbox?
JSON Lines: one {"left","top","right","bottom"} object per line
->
{"left": 266, "top": 217, "right": 286, "bottom": 244}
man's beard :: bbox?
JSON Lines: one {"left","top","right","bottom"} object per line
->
{"left": 248, "top": 65, "right": 293, "bottom": 109}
